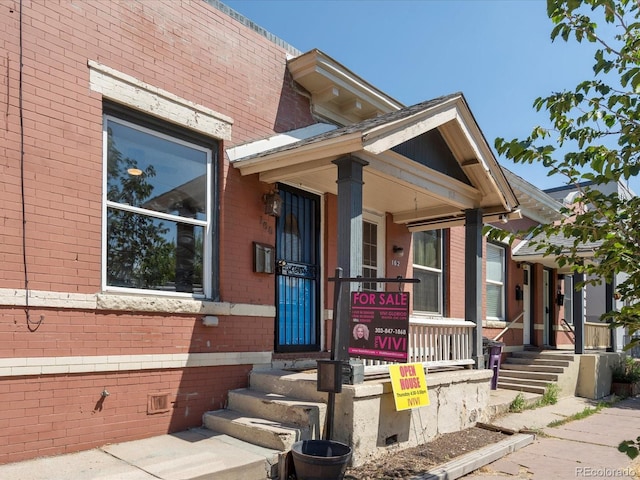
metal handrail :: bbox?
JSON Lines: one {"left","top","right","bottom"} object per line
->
{"left": 561, "top": 318, "right": 576, "bottom": 344}
{"left": 492, "top": 311, "right": 524, "bottom": 341}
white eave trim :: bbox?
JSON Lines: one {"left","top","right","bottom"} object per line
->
{"left": 288, "top": 49, "right": 404, "bottom": 115}
{"left": 227, "top": 123, "right": 337, "bottom": 162}
{"left": 503, "top": 169, "right": 564, "bottom": 223}
{"left": 232, "top": 132, "right": 363, "bottom": 176}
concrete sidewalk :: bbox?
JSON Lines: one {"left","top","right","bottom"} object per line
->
{"left": 1, "top": 392, "right": 638, "bottom": 480}
{"left": 456, "top": 395, "right": 640, "bottom": 480}
{"left": 0, "top": 428, "right": 280, "bottom": 480}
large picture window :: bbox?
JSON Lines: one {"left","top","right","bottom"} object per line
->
{"left": 103, "top": 114, "right": 214, "bottom": 296}
{"left": 486, "top": 243, "right": 506, "bottom": 320}
{"left": 413, "top": 230, "right": 443, "bottom": 315}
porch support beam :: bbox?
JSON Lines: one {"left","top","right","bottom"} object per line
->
{"left": 333, "top": 155, "right": 369, "bottom": 364}
{"left": 573, "top": 273, "right": 585, "bottom": 354}
{"left": 465, "top": 208, "right": 484, "bottom": 369}
{"left": 606, "top": 280, "right": 617, "bottom": 352}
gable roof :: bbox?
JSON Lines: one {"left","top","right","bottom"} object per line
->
{"left": 231, "top": 92, "right": 519, "bottom": 228}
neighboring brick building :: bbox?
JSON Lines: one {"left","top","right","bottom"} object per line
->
{"left": 1, "top": 0, "right": 574, "bottom": 465}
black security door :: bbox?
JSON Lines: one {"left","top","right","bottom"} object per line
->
{"left": 275, "top": 185, "right": 320, "bottom": 352}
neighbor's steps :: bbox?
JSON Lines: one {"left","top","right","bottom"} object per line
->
{"left": 505, "top": 358, "right": 571, "bottom": 368}
{"left": 497, "top": 351, "right": 577, "bottom": 395}
{"left": 500, "top": 364, "right": 565, "bottom": 374}
{"left": 498, "top": 370, "right": 559, "bottom": 382}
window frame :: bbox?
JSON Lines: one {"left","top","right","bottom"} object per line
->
{"left": 485, "top": 242, "right": 506, "bottom": 321}
{"left": 563, "top": 275, "right": 573, "bottom": 325}
{"left": 362, "top": 211, "right": 385, "bottom": 291}
{"left": 101, "top": 110, "right": 218, "bottom": 299}
{"left": 412, "top": 229, "right": 444, "bottom": 316}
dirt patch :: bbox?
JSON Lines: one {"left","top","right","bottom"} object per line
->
{"left": 343, "top": 426, "right": 509, "bottom": 479}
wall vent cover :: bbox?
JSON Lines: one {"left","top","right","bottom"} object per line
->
{"left": 147, "top": 393, "right": 170, "bottom": 414}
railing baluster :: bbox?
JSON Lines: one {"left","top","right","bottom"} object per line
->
{"left": 360, "top": 318, "right": 475, "bottom": 376}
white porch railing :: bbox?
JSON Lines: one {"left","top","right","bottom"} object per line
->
{"left": 362, "top": 318, "right": 475, "bottom": 375}
{"left": 585, "top": 321, "right": 611, "bottom": 349}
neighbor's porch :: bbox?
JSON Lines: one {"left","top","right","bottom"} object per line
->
{"left": 366, "top": 316, "right": 615, "bottom": 376}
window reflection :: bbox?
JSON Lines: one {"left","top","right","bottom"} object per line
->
{"left": 105, "top": 117, "right": 209, "bottom": 294}
{"left": 107, "top": 120, "right": 207, "bottom": 220}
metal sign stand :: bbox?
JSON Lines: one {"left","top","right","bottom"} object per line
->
{"left": 319, "top": 268, "right": 419, "bottom": 441}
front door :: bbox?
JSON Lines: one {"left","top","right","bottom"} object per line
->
{"left": 275, "top": 185, "right": 320, "bottom": 352}
{"left": 522, "top": 265, "right": 531, "bottom": 345}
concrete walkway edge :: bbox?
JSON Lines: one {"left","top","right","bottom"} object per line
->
{"left": 415, "top": 433, "right": 535, "bottom": 480}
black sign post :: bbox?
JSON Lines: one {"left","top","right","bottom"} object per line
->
{"left": 322, "top": 268, "right": 419, "bottom": 441}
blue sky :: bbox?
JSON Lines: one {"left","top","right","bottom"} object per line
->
{"left": 222, "top": 0, "right": 609, "bottom": 191}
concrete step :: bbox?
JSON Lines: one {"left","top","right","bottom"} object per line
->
{"left": 497, "top": 376, "right": 554, "bottom": 389}
{"left": 228, "top": 388, "right": 326, "bottom": 439}
{"left": 498, "top": 370, "right": 559, "bottom": 382}
{"left": 203, "top": 409, "right": 311, "bottom": 452}
{"left": 500, "top": 363, "right": 565, "bottom": 374}
{"left": 496, "top": 381, "right": 548, "bottom": 395}
{"left": 511, "top": 351, "right": 577, "bottom": 362}
{"left": 504, "top": 358, "right": 571, "bottom": 367}
{"left": 249, "top": 369, "right": 327, "bottom": 402}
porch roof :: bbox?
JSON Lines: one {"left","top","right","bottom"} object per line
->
{"left": 512, "top": 232, "right": 601, "bottom": 273}
{"left": 502, "top": 168, "right": 564, "bottom": 225}
{"left": 229, "top": 93, "right": 519, "bottom": 228}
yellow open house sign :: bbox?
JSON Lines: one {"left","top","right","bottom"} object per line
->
{"left": 388, "top": 363, "right": 430, "bottom": 411}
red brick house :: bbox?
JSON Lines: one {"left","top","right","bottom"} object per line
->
{"left": 1, "top": 0, "right": 601, "bottom": 466}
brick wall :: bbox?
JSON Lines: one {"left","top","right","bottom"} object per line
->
{"left": 0, "top": 0, "right": 314, "bottom": 296}
{"left": 448, "top": 227, "right": 466, "bottom": 318}
{"left": 0, "top": 0, "right": 314, "bottom": 462}
{"left": 1, "top": 365, "right": 251, "bottom": 464}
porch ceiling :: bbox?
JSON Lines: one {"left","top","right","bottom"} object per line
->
{"left": 231, "top": 94, "right": 519, "bottom": 227}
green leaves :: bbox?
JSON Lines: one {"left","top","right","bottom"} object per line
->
{"left": 620, "top": 67, "right": 640, "bottom": 90}
{"left": 618, "top": 437, "right": 640, "bottom": 459}
{"left": 494, "top": 0, "right": 640, "bottom": 348}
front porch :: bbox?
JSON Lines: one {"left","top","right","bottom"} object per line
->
{"left": 204, "top": 343, "right": 623, "bottom": 475}
{"left": 205, "top": 365, "right": 494, "bottom": 470}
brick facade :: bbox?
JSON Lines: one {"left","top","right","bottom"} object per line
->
{"left": 0, "top": 0, "right": 564, "bottom": 465}
{"left": 0, "top": 0, "right": 314, "bottom": 463}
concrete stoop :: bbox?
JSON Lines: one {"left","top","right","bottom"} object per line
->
{"left": 497, "top": 350, "right": 579, "bottom": 396}
{"left": 202, "top": 369, "right": 327, "bottom": 477}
